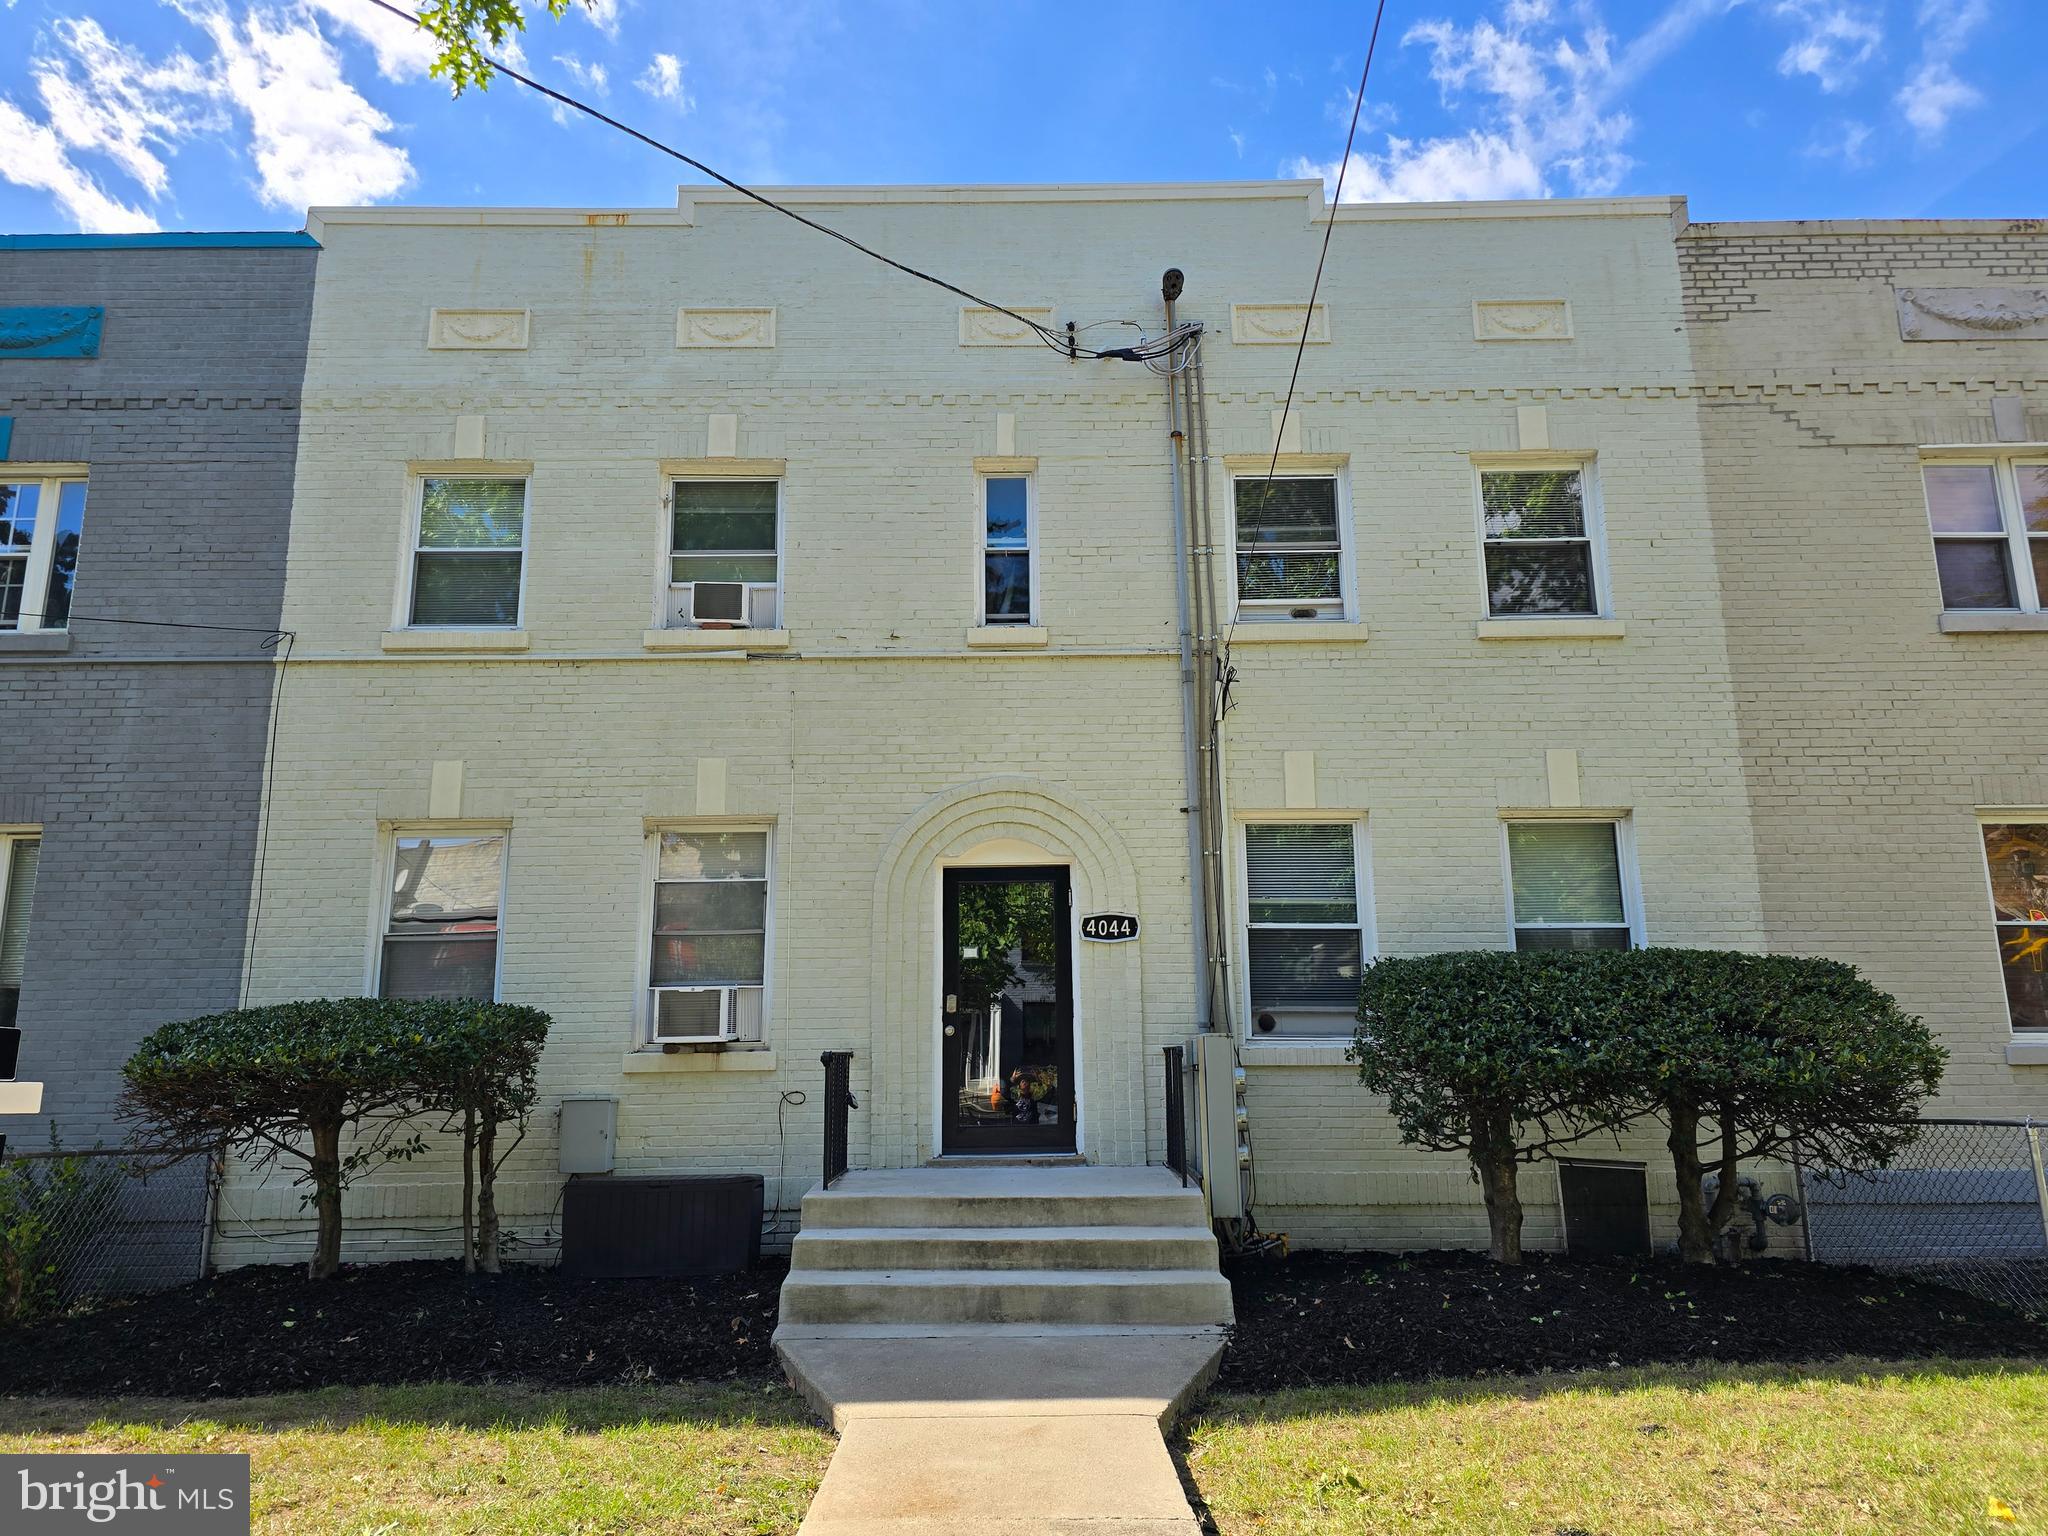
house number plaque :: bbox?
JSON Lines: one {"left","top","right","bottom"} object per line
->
{"left": 1080, "top": 913, "right": 1140, "bottom": 943}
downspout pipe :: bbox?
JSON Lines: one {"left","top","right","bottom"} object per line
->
{"left": 1162, "top": 270, "right": 1213, "bottom": 1033}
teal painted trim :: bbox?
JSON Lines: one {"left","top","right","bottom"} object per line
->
{"left": 0, "top": 307, "right": 103, "bottom": 359}
{"left": 0, "top": 232, "right": 318, "bottom": 250}
{"left": 0, "top": 418, "right": 11, "bottom": 460}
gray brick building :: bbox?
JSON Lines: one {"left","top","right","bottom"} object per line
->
{"left": 1, "top": 232, "right": 317, "bottom": 1148}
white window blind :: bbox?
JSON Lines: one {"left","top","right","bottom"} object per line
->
{"left": 411, "top": 478, "right": 526, "bottom": 627}
{"left": 380, "top": 833, "right": 505, "bottom": 1000}
{"left": 2, "top": 837, "right": 41, "bottom": 1028}
{"left": 1507, "top": 822, "right": 1631, "bottom": 950}
{"left": 1245, "top": 823, "right": 1364, "bottom": 1030}
{"left": 651, "top": 830, "right": 769, "bottom": 1042}
{"left": 1482, "top": 468, "right": 1598, "bottom": 616}
{"left": 671, "top": 481, "right": 779, "bottom": 628}
{"left": 1233, "top": 477, "right": 1343, "bottom": 617}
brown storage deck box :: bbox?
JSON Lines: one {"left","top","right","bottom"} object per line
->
{"left": 560, "top": 1173, "right": 763, "bottom": 1277}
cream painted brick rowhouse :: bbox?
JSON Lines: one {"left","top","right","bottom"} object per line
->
{"left": 217, "top": 183, "right": 2034, "bottom": 1267}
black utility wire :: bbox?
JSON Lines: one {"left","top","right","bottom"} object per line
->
{"left": 1260, "top": 0, "right": 1391, "bottom": 493}
{"left": 360, "top": 0, "right": 1190, "bottom": 364}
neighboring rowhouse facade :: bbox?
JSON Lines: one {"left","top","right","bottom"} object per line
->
{"left": 1681, "top": 218, "right": 2048, "bottom": 1112}
{"left": 221, "top": 183, "right": 1783, "bottom": 1262}
{"left": 0, "top": 233, "right": 317, "bottom": 1148}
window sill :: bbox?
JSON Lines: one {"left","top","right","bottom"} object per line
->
{"left": 1228, "top": 620, "right": 1369, "bottom": 645}
{"left": 0, "top": 1081, "right": 45, "bottom": 1115}
{"left": 1241, "top": 1040, "right": 1353, "bottom": 1066}
{"left": 1475, "top": 617, "right": 1625, "bottom": 641}
{"left": 642, "top": 627, "right": 790, "bottom": 653}
{"left": 382, "top": 628, "right": 530, "bottom": 653}
{"left": 620, "top": 1048, "right": 777, "bottom": 1075}
{"left": 1939, "top": 611, "right": 2048, "bottom": 634}
{"left": 2005, "top": 1038, "right": 2048, "bottom": 1066}
{"left": 0, "top": 631, "right": 70, "bottom": 654}
{"left": 965, "top": 626, "right": 1049, "bottom": 649}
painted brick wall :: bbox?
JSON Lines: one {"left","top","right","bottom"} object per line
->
{"left": 216, "top": 189, "right": 1772, "bottom": 1264}
{"left": 1682, "top": 223, "right": 2048, "bottom": 1119}
{"left": 0, "top": 245, "right": 315, "bottom": 1144}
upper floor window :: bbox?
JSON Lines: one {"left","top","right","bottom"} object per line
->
{"left": 668, "top": 480, "right": 780, "bottom": 630}
{"left": 1, "top": 833, "right": 40, "bottom": 1029}
{"left": 1979, "top": 822, "right": 2048, "bottom": 1032}
{"left": 1243, "top": 820, "right": 1370, "bottom": 1038}
{"left": 1506, "top": 819, "right": 1639, "bottom": 950}
{"left": 0, "top": 475, "right": 88, "bottom": 633}
{"left": 980, "top": 475, "right": 1035, "bottom": 625}
{"left": 379, "top": 832, "right": 506, "bottom": 1000}
{"left": 1481, "top": 465, "right": 1604, "bottom": 617}
{"left": 409, "top": 477, "right": 526, "bottom": 628}
{"left": 1923, "top": 458, "right": 2048, "bottom": 612}
{"left": 649, "top": 828, "right": 770, "bottom": 1045}
{"left": 1232, "top": 475, "right": 1347, "bottom": 621}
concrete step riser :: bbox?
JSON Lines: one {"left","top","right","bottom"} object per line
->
{"left": 799, "top": 1194, "right": 1209, "bottom": 1230}
{"left": 792, "top": 1233, "right": 1219, "bottom": 1272}
{"left": 779, "top": 1275, "right": 1234, "bottom": 1328}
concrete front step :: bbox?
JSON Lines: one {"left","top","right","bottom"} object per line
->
{"left": 801, "top": 1167, "right": 1207, "bottom": 1231}
{"left": 791, "top": 1224, "right": 1219, "bottom": 1272}
{"left": 778, "top": 1267, "right": 1235, "bottom": 1327}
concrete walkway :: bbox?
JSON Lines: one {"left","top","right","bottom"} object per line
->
{"left": 779, "top": 1329, "right": 1222, "bottom": 1535}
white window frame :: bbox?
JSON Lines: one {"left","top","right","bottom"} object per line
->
{"left": 663, "top": 477, "right": 784, "bottom": 631}
{"left": 1235, "top": 812, "right": 1375, "bottom": 1040}
{"left": 1500, "top": 815, "right": 1644, "bottom": 950}
{"left": 1921, "top": 452, "right": 2048, "bottom": 613}
{"left": 0, "top": 827, "right": 42, "bottom": 1027}
{"left": 0, "top": 469, "right": 88, "bottom": 633}
{"left": 636, "top": 821, "right": 776, "bottom": 1050}
{"left": 397, "top": 473, "right": 530, "bottom": 631}
{"left": 976, "top": 470, "right": 1038, "bottom": 627}
{"left": 1226, "top": 471, "right": 1357, "bottom": 623}
{"left": 367, "top": 825, "right": 510, "bottom": 1002}
{"left": 1471, "top": 456, "right": 1610, "bottom": 620}
{"left": 1974, "top": 814, "right": 2048, "bottom": 1035}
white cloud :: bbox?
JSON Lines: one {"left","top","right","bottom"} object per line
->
{"left": 1295, "top": 3, "right": 1638, "bottom": 203}
{"left": 575, "top": 0, "right": 623, "bottom": 40}
{"left": 1770, "top": 1, "right": 1883, "bottom": 93}
{"left": 302, "top": 0, "right": 439, "bottom": 81}
{"left": 1895, "top": 0, "right": 1987, "bottom": 140}
{"left": 635, "top": 51, "right": 689, "bottom": 108}
{"left": 553, "top": 52, "right": 609, "bottom": 93}
{"left": 1804, "top": 116, "right": 1874, "bottom": 166}
{"left": 28, "top": 17, "right": 213, "bottom": 198}
{"left": 181, "top": 1, "right": 413, "bottom": 210}
{"left": 0, "top": 98, "right": 159, "bottom": 231}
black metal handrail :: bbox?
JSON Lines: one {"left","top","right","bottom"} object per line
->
{"left": 821, "top": 1050, "right": 856, "bottom": 1188}
{"left": 1162, "top": 1044, "right": 1189, "bottom": 1186}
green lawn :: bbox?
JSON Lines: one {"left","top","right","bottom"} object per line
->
{"left": 0, "top": 1383, "right": 835, "bottom": 1536}
{"left": 1180, "top": 1359, "right": 2048, "bottom": 1536}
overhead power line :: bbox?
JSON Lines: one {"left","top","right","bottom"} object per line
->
{"left": 358, "top": 0, "right": 1195, "bottom": 364}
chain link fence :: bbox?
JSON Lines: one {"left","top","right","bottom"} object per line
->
{"left": 1797, "top": 1118, "right": 2048, "bottom": 1320}
{"left": 0, "top": 1146, "right": 214, "bottom": 1322}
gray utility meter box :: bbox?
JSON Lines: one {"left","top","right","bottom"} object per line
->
{"left": 559, "top": 1096, "right": 618, "bottom": 1174}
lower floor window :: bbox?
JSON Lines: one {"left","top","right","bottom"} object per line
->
{"left": 0, "top": 834, "right": 40, "bottom": 1028}
{"left": 1507, "top": 820, "right": 1634, "bottom": 950}
{"left": 1980, "top": 822, "right": 2048, "bottom": 1031}
{"left": 650, "top": 829, "right": 769, "bottom": 1044}
{"left": 1245, "top": 820, "right": 1368, "bottom": 1037}
{"left": 379, "top": 832, "right": 505, "bottom": 999}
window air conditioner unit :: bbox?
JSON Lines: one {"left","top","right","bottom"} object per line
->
{"left": 689, "top": 581, "right": 748, "bottom": 627}
{"left": 651, "top": 986, "right": 740, "bottom": 1044}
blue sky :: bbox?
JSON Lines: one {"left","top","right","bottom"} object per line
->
{"left": 1, "top": 0, "right": 2043, "bottom": 234}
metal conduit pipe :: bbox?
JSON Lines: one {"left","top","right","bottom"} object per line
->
{"left": 1161, "top": 272, "right": 1213, "bottom": 1032}
{"left": 1187, "top": 338, "right": 1234, "bottom": 1037}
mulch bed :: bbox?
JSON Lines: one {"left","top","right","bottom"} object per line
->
{"left": 0, "top": 1258, "right": 785, "bottom": 1399}
{"left": 1218, "top": 1248, "right": 2048, "bottom": 1393}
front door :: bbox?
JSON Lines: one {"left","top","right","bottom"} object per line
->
{"left": 941, "top": 866, "right": 1076, "bottom": 1154}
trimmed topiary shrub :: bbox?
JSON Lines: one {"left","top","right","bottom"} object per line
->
{"left": 1352, "top": 949, "right": 1641, "bottom": 1264}
{"left": 1608, "top": 948, "right": 1945, "bottom": 1263}
{"left": 119, "top": 999, "right": 550, "bottom": 1280}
